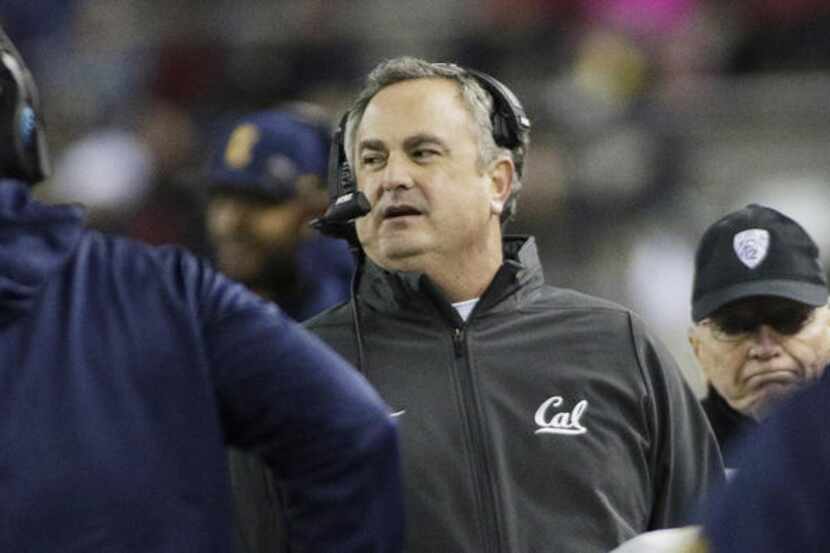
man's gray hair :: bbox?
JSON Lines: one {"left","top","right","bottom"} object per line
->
{"left": 343, "top": 56, "right": 530, "bottom": 222}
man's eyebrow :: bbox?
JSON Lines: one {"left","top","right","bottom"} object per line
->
{"left": 358, "top": 138, "right": 386, "bottom": 152}
{"left": 403, "top": 133, "right": 448, "bottom": 151}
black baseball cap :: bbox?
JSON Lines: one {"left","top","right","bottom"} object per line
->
{"left": 691, "top": 204, "right": 828, "bottom": 322}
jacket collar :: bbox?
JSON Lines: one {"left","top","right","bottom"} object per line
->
{"left": 701, "top": 384, "right": 758, "bottom": 460}
{"left": 0, "top": 179, "right": 85, "bottom": 314}
{"left": 357, "top": 235, "right": 544, "bottom": 320}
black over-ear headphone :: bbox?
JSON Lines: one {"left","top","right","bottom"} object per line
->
{"left": 310, "top": 111, "right": 371, "bottom": 245}
{"left": 0, "top": 27, "right": 50, "bottom": 184}
{"left": 311, "top": 66, "right": 531, "bottom": 245}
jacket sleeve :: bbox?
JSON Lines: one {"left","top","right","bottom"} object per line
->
{"left": 198, "top": 264, "right": 404, "bottom": 553}
{"left": 629, "top": 313, "right": 725, "bottom": 529}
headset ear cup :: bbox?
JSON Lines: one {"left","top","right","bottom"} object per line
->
{"left": 326, "top": 112, "right": 350, "bottom": 202}
{"left": 466, "top": 68, "right": 530, "bottom": 224}
{"left": 492, "top": 116, "right": 512, "bottom": 149}
{"left": 340, "top": 159, "right": 355, "bottom": 195}
{"left": 467, "top": 68, "right": 530, "bottom": 152}
{"left": 311, "top": 111, "right": 370, "bottom": 246}
{"left": 0, "top": 32, "right": 50, "bottom": 183}
{"left": 17, "top": 102, "right": 49, "bottom": 181}
{"left": 30, "top": 108, "right": 50, "bottom": 180}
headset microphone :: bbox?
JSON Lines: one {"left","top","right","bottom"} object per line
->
{"left": 310, "top": 112, "right": 371, "bottom": 244}
{"left": 310, "top": 189, "right": 371, "bottom": 235}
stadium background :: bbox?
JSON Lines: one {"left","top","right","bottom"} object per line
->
{"left": 7, "top": 0, "right": 830, "bottom": 393}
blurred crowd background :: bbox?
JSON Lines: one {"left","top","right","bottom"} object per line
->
{"left": 7, "top": 0, "right": 830, "bottom": 393}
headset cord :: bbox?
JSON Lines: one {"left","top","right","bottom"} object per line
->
{"left": 349, "top": 249, "right": 367, "bottom": 375}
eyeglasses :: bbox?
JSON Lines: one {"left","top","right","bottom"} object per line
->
{"left": 704, "top": 301, "right": 816, "bottom": 342}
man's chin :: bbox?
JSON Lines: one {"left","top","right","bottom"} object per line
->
{"left": 369, "top": 239, "right": 428, "bottom": 268}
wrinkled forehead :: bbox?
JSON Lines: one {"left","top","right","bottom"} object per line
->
{"left": 358, "top": 78, "right": 474, "bottom": 142}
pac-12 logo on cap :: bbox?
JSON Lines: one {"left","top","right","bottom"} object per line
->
{"left": 733, "top": 229, "right": 770, "bottom": 269}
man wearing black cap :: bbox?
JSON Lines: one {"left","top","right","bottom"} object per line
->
{"left": 689, "top": 204, "right": 830, "bottom": 464}
{"left": 204, "top": 105, "right": 353, "bottom": 321}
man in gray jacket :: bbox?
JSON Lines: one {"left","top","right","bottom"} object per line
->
{"left": 235, "top": 56, "right": 724, "bottom": 553}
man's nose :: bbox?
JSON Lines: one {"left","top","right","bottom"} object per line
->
{"left": 748, "top": 325, "right": 781, "bottom": 359}
{"left": 380, "top": 154, "right": 414, "bottom": 192}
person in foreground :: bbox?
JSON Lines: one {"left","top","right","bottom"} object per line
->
{"left": 234, "top": 56, "right": 724, "bottom": 553}
{"left": 688, "top": 204, "right": 830, "bottom": 467}
{"left": 201, "top": 106, "right": 356, "bottom": 552}
{"left": 701, "top": 371, "right": 830, "bottom": 553}
{"left": 0, "top": 28, "right": 403, "bottom": 552}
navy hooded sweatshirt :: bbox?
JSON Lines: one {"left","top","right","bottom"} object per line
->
{"left": 0, "top": 180, "right": 403, "bottom": 552}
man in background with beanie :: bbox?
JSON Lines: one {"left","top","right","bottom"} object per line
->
{"left": 203, "top": 105, "right": 359, "bottom": 553}
{"left": 0, "top": 28, "right": 403, "bottom": 552}
{"left": 204, "top": 104, "right": 353, "bottom": 321}
{"left": 689, "top": 203, "right": 830, "bottom": 466}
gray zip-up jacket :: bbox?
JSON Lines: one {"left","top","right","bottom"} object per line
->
{"left": 229, "top": 235, "right": 724, "bottom": 553}
{"left": 303, "top": 236, "right": 724, "bottom": 553}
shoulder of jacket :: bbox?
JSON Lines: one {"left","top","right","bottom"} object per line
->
{"left": 534, "top": 284, "right": 632, "bottom": 315}
{"left": 529, "top": 286, "right": 662, "bottom": 348}
{"left": 303, "top": 301, "right": 353, "bottom": 330}
{"left": 78, "top": 230, "right": 210, "bottom": 286}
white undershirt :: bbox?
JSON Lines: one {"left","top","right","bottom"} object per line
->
{"left": 452, "top": 298, "right": 480, "bottom": 321}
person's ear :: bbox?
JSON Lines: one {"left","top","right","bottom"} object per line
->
{"left": 488, "top": 157, "right": 513, "bottom": 217}
{"left": 808, "top": 303, "right": 830, "bottom": 368}
{"left": 688, "top": 325, "right": 702, "bottom": 359}
{"left": 688, "top": 323, "right": 717, "bottom": 383}
{"left": 813, "top": 302, "right": 830, "bottom": 319}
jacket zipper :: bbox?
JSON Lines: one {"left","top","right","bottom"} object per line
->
{"left": 453, "top": 327, "right": 464, "bottom": 357}
{"left": 452, "top": 326, "right": 504, "bottom": 553}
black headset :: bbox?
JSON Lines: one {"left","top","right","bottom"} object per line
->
{"left": 311, "top": 65, "right": 531, "bottom": 246}
{"left": 0, "top": 27, "right": 49, "bottom": 184}
{"left": 309, "top": 111, "right": 371, "bottom": 245}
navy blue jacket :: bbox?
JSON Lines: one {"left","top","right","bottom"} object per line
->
{"left": 278, "top": 235, "right": 354, "bottom": 322}
{"left": 0, "top": 180, "right": 403, "bottom": 552}
{"left": 703, "top": 374, "right": 830, "bottom": 552}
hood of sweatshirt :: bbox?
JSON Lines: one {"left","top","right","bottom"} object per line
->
{"left": 0, "top": 179, "right": 85, "bottom": 314}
